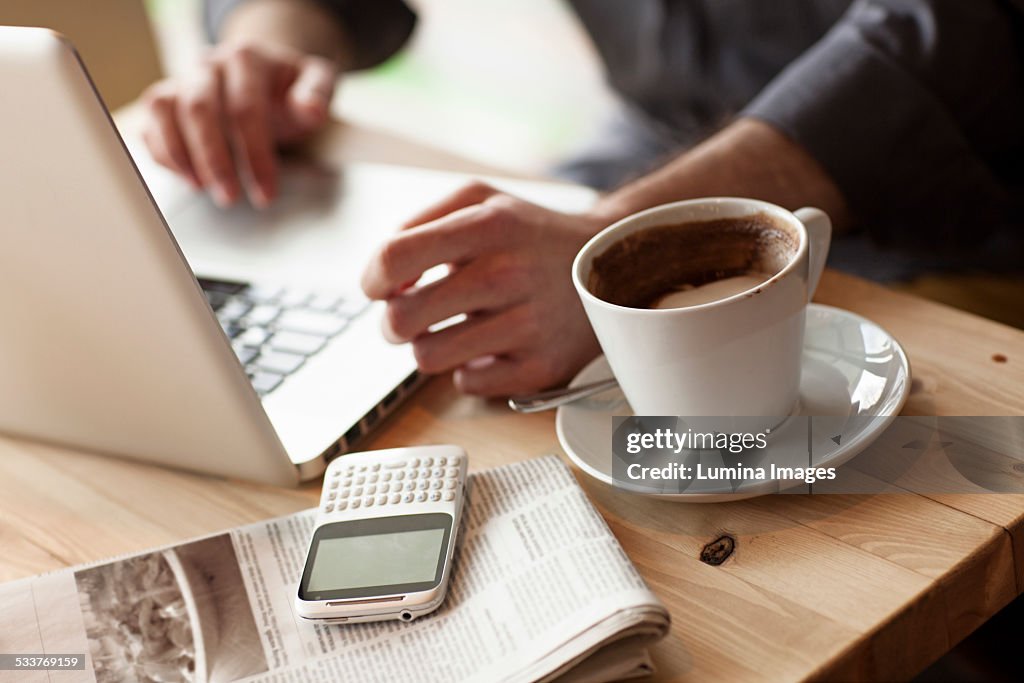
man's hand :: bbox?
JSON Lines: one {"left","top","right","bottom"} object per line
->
{"left": 140, "top": 43, "right": 338, "bottom": 208}
{"left": 360, "top": 119, "right": 850, "bottom": 399}
{"left": 361, "top": 182, "right": 608, "bottom": 397}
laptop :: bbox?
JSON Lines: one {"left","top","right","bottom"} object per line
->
{"left": 0, "top": 27, "right": 596, "bottom": 485}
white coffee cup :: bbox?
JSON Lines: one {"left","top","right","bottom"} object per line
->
{"left": 572, "top": 198, "right": 831, "bottom": 420}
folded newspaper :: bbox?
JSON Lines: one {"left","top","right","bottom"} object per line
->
{"left": 0, "top": 456, "right": 670, "bottom": 683}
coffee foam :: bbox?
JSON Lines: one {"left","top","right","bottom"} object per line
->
{"left": 587, "top": 212, "right": 798, "bottom": 309}
{"left": 650, "top": 273, "right": 770, "bottom": 309}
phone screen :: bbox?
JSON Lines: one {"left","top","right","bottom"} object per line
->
{"left": 299, "top": 512, "right": 453, "bottom": 600}
{"left": 307, "top": 527, "right": 446, "bottom": 592}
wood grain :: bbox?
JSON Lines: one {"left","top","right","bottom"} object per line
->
{"left": 2, "top": 118, "right": 1023, "bottom": 681}
{"left": 815, "top": 271, "right": 1024, "bottom": 417}
{"left": 816, "top": 271, "right": 1024, "bottom": 599}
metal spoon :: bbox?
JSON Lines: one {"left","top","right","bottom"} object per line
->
{"left": 507, "top": 377, "right": 619, "bottom": 413}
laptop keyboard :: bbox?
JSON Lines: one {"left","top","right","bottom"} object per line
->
{"left": 199, "top": 278, "right": 369, "bottom": 397}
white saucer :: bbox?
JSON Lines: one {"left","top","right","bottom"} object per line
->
{"left": 556, "top": 304, "right": 911, "bottom": 502}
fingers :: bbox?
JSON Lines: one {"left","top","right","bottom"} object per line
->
{"left": 400, "top": 181, "right": 499, "bottom": 229}
{"left": 410, "top": 305, "right": 539, "bottom": 376}
{"left": 176, "top": 64, "right": 241, "bottom": 207}
{"left": 363, "top": 193, "right": 604, "bottom": 396}
{"left": 286, "top": 56, "right": 336, "bottom": 131}
{"left": 362, "top": 199, "right": 522, "bottom": 300}
{"left": 142, "top": 84, "right": 200, "bottom": 188}
{"left": 223, "top": 47, "right": 276, "bottom": 207}
{"left": 453, "top": 357, "right": 531, "bottom": 397}
{"left": 452, "top": 330, "right": 600, "bottom": 397}
{"left": 382, "top": 254, "right": 532, "bottom": 342}
{"left": 139, "top": 44, "right": 336, "bottom": 208}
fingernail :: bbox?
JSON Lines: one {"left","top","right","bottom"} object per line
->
{"left": 212, "top": 186, "right": 233, "bottom": 208}
{"left": 251, "top": 187, "right": 270, "bottom": 210}
{"left": 301, "top": 88, "right": 328, "bottom": 106}
{"left": 298, "top": 94, "right": 328, "bottom": 120}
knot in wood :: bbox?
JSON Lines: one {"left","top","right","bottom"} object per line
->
{"left": 700, "top": 535, "right": 736, "bottom": 566}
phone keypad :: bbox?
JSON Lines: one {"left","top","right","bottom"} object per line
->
{"left": 321, "top": 451, "right": 465, "bottom": 515}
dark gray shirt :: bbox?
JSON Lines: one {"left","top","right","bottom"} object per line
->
{"left": 207, "top": 0, "right": 1024, "bottom": 253}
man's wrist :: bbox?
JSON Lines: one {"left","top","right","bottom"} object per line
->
{"left": 584, "top": 118, "right": 849, "bottom": 233}
{"left": 585, "top": 198, "right": 635, "bottom": 233}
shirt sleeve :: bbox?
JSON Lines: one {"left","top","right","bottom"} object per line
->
{"left": 204, "top": 0, "right": 417, "bottom": 70}
{"left": 743, "top": 0, "right": 1024, "bottom": 249}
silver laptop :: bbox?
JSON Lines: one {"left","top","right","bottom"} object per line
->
{"left": 0, "top": 27, "right": 596, "bottom": 485}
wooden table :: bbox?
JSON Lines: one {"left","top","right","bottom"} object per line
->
{"left": 2, "top": 117, "right": 1023, "bottom": 682}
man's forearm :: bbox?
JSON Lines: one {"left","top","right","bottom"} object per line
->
{"left": 219, "top": 0, "right": 353, "bottom": 69}
{"left": 593, "top": 118, "right": 850, "bottom": 231}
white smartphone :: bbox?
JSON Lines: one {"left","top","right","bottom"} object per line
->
{"left": 295, "top": 445, "right": 468, "bottom": 623}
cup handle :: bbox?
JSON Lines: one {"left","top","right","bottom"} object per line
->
{"left": 795, "top": 207, "right": 832, "bottom": 301}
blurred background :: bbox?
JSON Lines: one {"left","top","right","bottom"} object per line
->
{"left": 148, "top": 0, "right": 620, "bottom": 175}
{"left": 1, "top": 0, "right": 619, "bottom": 174}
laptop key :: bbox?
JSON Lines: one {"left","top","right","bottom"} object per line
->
{"left": 336, "top": 297, "right": 369, "bottom": 318}
{"left": 220, "top": 320, "right": 242, "bottom": 338}
{"left": 216, "top": 297, "right": 251, "bottom": 322}
{"left": 246, "top": 304, "right": 281, "bottom": 327}
{"left": 276, "top": 309, "right": 348, "bottom": 336}
{"left": 236, "top": 326, "right": 271, "bottom": 347}
{"left": 250, "top": 371, "right": 284, "bottom": 395}
{"left": 269, "top": 331, "right": 327, "bottom": 355}
{"left": 256, "top": 350, "right": 305, "bottom": 376}
{"left": 278, "top": 289, "right": 312, "bottom": 308}
{"left": 233, "top": 346, "right": 258, "bottom": 366}
{"left": 307, "top": 293, "right": 342, "bottom": 311}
